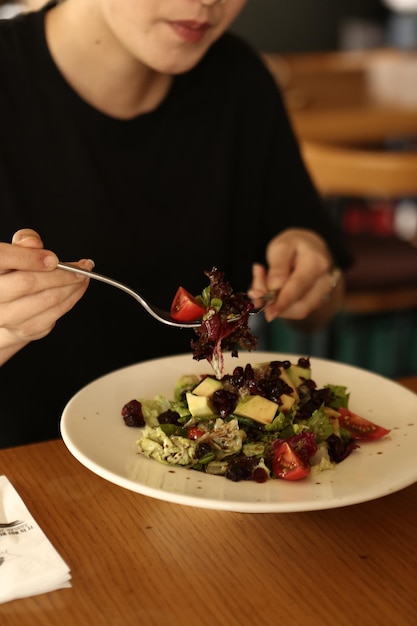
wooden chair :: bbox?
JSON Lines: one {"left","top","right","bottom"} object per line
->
{"left": 301, "top": 140, "right": 417, "bottom": 315}
{"left": 263, "top": 48, "right": 417, "bottom": 146}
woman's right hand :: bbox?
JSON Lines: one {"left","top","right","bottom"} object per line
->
{"left": 0, "top": 228, "right": 93, "bottom": 365}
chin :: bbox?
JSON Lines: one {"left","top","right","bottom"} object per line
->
{"left": 149, "top": 44, "right": 212, "bottom": 75}
{"left": 162, "top": 60, "right": 203, "bottom": 75}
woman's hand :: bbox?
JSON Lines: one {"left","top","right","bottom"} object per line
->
{"left": 248, "top": 228, "right": 345, "bottom": 331}
{"left": 0, "top": 228, "right": 93, "bottom": 365}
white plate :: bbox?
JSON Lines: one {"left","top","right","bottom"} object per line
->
{"left": 60, "top": 352, "right": 417, "bottom": 513}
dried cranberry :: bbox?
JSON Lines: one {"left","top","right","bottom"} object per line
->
{"left": 121, "top": 399, "right": 145, "bottom": 427}
{"left": 225, "top": 456, "right": 257, "bottom": 482}
{"left": 252, "top": 466, "right": 269, "bottom": 483}
{"left": 196, "top": 442, "right": 213, "bottom": 459}
{"left": 158, "top": 409, "right": 181, "bottom": 425}
{"left": 212, "top": 388, "right": 238, "bottom": 418}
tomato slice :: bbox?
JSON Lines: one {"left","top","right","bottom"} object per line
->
{"left": 187, "top": 427, "right": 205, "bottom": 440}
{"left": 170, "top": 286, "right": 206, "bottom": 322}
{"left": 337, "top": 407, "right": 390, "bottom": 441}
{"left": 272, "top": 441, "right": 310, "bottom": 481}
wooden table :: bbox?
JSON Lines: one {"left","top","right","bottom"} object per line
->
{"left": 1, "top": 377, "right": 417, "bottom": 626}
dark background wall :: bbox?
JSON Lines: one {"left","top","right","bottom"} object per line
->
{"left": 231, "top": 0, "right": 390, "bottom": 52}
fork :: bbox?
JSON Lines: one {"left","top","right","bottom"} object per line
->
{"left": 57, "top": 262, "right": 276, "bottom": 329}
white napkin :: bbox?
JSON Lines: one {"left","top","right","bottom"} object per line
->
{"left": 0, "top": 475, "right": 71, "bottom": 604}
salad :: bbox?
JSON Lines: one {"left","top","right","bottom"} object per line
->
{"left": 170, "top": 267, "right": 257, "bottom": 379}
{"left": 121, "top": 357, "right": 391, "bottom": 482}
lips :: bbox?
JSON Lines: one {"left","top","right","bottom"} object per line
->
{"left": 169, "top": 20, "right": 211, "bottom": 44}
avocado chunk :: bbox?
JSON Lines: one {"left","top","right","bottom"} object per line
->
{"left": 287, "top": 364, "right": 311, "bottom": 389}
{"left": 278, "top": 368, "right": 299, "bottom": 402}
{"left": 234, "top": 395, "right": 278, "bottom": 424}
{"left": 186, "top": 392, "right": 216, "bottom": 418}
{"left": 174, "top": 374, "right": 200, "bottom": 402}
{"left": 279, "top": 393, "right": 296, "bottom": 414}
{"left": 192, "top": 376, "right": 223, "bottom": 398}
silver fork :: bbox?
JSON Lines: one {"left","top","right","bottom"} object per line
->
{"left": 57, "top": 262, "right": 276, "bottom": 329}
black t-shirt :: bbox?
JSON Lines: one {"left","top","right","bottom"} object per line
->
{"left": 0, "top": 6, "right": 352, "bottom": 447}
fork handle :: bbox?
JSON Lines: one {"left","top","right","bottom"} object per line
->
{"left": 57, "top": 262, "right": 120, "bottom": 287}
{"left": 56, "top": 262, "right": 197, "bottom": 328}
{"left": 56, "top": 262, "right": 145, "bottom": 303}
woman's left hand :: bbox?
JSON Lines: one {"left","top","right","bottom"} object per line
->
{"left": 248, "top": 228, "right": 344, "bottom": 330}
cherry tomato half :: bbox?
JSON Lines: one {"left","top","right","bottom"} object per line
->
{"left": 187, "top": 427, "right": 205, "bottom": 440}
{"left": 272, "top": 441, "right": 310, "bottom": 481}
{"left": 337, "top": 408, "right": 390, "bottom": 441}
{"left": 170, "top": 286, "right": 206, "bottom": 322}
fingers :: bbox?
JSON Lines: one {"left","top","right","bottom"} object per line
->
{"left": 266, "top": 270, "right": 336, "bottom": 322}
{"left": 0, "top": 279, "right": 91, "bottom": 343}
{"left": 0, "top": 230, "right": 95, "bottom": 357}
{"left": 1, "top": 229, "right": 58, "bottom": 272}
{"left": 268, "top": 251, "right": 328, "bottom": 318}
{"left": 12, "top": 228, "right": 44, "bottom": 247}
{"left": 265, "top": 238, "right": 296, "bottom": 294}
{"left": 251, "top": 229, "right": 337, "bottom": 323}
{"left": 247, "top": 263, "right": 267, "bottom": 300}
{"left": 0, "top": 258, "right": 94, "bottom": 303}
{"left": 0, "top": 257, "right": 94, "bottom": 341}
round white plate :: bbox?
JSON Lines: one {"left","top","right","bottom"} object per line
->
{"left": 60, "top": 352, "right": 417, "bottom": 513}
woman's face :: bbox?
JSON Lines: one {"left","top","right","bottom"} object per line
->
{"left": 97, "top": 0, "right": 247, "bottom": 74}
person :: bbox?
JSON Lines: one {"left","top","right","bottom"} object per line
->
{"left": 0, "top": 0, "right": 353, "bottom": 449}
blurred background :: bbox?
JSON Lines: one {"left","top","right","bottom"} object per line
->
{"left": 232, "top": 0, "right": 389, "bottom": 53}
{"left": 232, "top": 0, "right": 417, "bottom": 378}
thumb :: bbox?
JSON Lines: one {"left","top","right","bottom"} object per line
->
{"left": 265, "top": 237, "right": 295, "bottom": 292}
{"left": 12, "top": 228, "right": 44, "bottom": 249}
